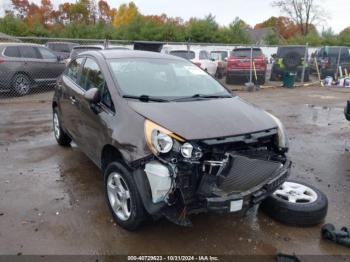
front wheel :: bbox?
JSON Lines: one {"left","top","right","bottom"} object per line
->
{"left": 53, "top": 108, "right": 71, "bottom": 146}
{"left": 104, "top": 162, "right": 147, "bottom": 230}
{"left": 260, "top": 180, "right": 328, "bottom": 227}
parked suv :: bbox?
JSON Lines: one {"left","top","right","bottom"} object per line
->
{"left": 226, "top": 48, "right": 267, "bottom": 85}
{"left": 210, "top": 50, "right": 229, "bottom": 79}
{"left": 52, "top": 50, "right": 291, "bottom": 230}
{"left": 270, "top": 46, "right": 310, "bottom": 82}
{"left": 310, "top": 46, "right": 350, "bottom": 79}
{"left": 0, "top": 43, "right": 66, "bottom": 95}
{"left": 169, "top": 49, "right": 218, "bottom": 76}
{"left": 45, "top": 41, "right": 78, "bottom": 60}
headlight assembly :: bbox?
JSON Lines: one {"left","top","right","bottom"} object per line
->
{"left": 144, "top": 120, "right": 185, "bottom": 155}
{"left": 181, "top": 143, "right": 193, "bottom": 158}
{"left": 266, "top": 112, "right": 289, "bottom": 152}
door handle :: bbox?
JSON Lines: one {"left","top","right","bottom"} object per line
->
{"left": 70, "top": 96, "right": 78, "bottom": 105}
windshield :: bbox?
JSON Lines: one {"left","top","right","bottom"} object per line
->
{"left": 108, "top": 58, "right": 231, "bottom": 99}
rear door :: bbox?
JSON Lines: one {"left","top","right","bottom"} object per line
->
{"left": 37, "top": 46, "right": 66, "bottom": 84}
{"left": 18, "top": 46, "right": 43, "bottom": 84}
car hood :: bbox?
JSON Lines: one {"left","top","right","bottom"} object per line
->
{"left": 128, "top": 97, "right": 277, "bottom": 140}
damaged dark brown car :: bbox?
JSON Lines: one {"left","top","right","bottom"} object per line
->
{"left": 52, "top": 50, "right": 291, "bottom": 230}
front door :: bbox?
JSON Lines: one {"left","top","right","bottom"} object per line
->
{"left": 76, "top": 57, "right": 115, "bottom": 163}
{"left": 59, "top": 57, "right": 85, "bottom": 141}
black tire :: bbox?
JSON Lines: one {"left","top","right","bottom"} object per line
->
{"left": 260, "top": 180, "right": 328, "bottom": 227}
{"left": 104, "top": 162, "right": 146, "bottom": 231}
{"left": 283, "top": 52, "right": 302, "bottom": 71}
{"left": 53, "top": 108, "right": 71, "bottom": 146}
{"left": 12, "top": 73, "right": 32, "bottom": 96}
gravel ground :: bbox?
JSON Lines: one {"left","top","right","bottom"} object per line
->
{"left": 0, "top": 86, "right": 350, "bottom": 259}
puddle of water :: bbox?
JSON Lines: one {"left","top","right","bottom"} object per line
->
{"left": 305, "top": 104, "right": 344, "bottom": 127}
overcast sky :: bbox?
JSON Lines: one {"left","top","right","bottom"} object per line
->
{"left": 0, "top": 0, "right": 349, "bottom": 33}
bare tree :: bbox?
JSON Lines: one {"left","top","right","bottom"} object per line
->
{"left": 273, "top": 0, "right": 326, "bottom": 35}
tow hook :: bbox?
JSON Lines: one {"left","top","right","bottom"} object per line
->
{"left": 321, "top": 223, "right": 350, "bottom": 248}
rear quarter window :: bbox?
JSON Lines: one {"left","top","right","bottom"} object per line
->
{"left": 4, "top": 46, "right": 21, "bottom": 58}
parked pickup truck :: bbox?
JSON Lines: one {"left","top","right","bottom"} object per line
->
{"left": 310, "top": 46, "right": 350, "bottom": 79}
{"left": 226, "top": 48, "right": 267, "bottom": 85}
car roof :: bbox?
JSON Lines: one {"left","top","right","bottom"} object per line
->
{"left": 233, "top": 47, "right": 262, "bottom": 50}
{"left": 46, "top": 41, "right": 77, "bottom": 45}
{"left": 0, "top": 42, "right": 43, "bottom": 47}
{"left": 95, "top": 50, "right": 185, "bottom": 61}
{"left": 73, "top": 45, "right": 104, "bottom": 49}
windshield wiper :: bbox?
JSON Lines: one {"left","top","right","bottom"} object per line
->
{"left": 170, "top": 93, "right": 232, "bottom": 102}
{"left": 122, "top": 95, "right": 169, "bottom": 102}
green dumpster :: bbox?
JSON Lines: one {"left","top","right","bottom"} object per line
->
{"left": 283, "top": 72, "right": 296, "bottom": 88}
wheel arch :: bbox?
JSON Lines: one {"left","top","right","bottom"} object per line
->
{"left": 12, "top": 71, "right": 34, "bottom": 84}
{"left": 101, "top": 144, "right": 128, "bottom": 172}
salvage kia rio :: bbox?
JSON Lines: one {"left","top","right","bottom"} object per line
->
{"left": 52, "top": 50, "right": 291, "bottom": 230}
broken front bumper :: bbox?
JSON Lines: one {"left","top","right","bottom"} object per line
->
{"left": 205, "top": 158, "right": 291, "bottom": 213}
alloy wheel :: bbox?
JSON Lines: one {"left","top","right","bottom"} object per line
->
{"left": 53, "top": 112, "right": 60, "bottom": 139}
{"left": 273, "top": 181, "right": 318, "bottom": 204}
{"left": 107, "top": 172, "right": 132, "bottom": 221}
{"left": 14, "top": 75, "right": 30, "bottom": 95}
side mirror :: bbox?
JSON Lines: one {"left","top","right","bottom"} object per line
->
{"left": 224, "top": 57, "right": 228, "bottom": 62}
{"left": 84, "top": 88, "right": 101, "bottom": 104}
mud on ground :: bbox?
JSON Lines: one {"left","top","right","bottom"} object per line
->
{"left": 0, "top": 87, "right": 350, "bottom": 256}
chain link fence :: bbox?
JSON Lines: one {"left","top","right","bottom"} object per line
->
{"left": 1, "top": 36, "right": 349, "bottom": 103}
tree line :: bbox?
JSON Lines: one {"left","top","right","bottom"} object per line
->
{"left": 0, "top": 0, "right": 349, "bottom": 46}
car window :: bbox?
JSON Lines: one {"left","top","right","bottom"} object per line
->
{"left": 101, "top": 83, "right": 115, "bottom": 112}
{"left": 4, "top": 46, "right": 21, "bottom": 58}
{"left": 19, "top": 46, "right": 40, "bottom": 59}
{"left": 199, "top": 51, "right": 209, "bottom": 60}
{"left": 277, "top": 47, "right": 307, "bottom": 57}
{"left": 38, "top": 47, "right": 57, "bottom": 60}
{"left": 210, "top": 52, "right": 221, "bottom": 61}
{"left": 66, "top": 57, "right": 84, "bottom": 84}
{"left": 170, "top": 50, "right": 195, "bottom": 60}
{"left": 80, "top": 58, "right": 105, "bottom": 91}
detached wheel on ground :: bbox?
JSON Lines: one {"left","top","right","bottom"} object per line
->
{"left": 53, "top": 108, "right": 71, "bottom": 146}
{"left": 260, "top": 180, "right": 328, "bottom": 227}
{"left": 12, "top": 73, "right": 31, "bottom": 96}
{"left": 104, "top": 162, "right": 147, "bottom": 231}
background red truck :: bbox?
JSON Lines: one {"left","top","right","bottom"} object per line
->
{"left": 226, "top": 47, "right": 267, "bottom": 85}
